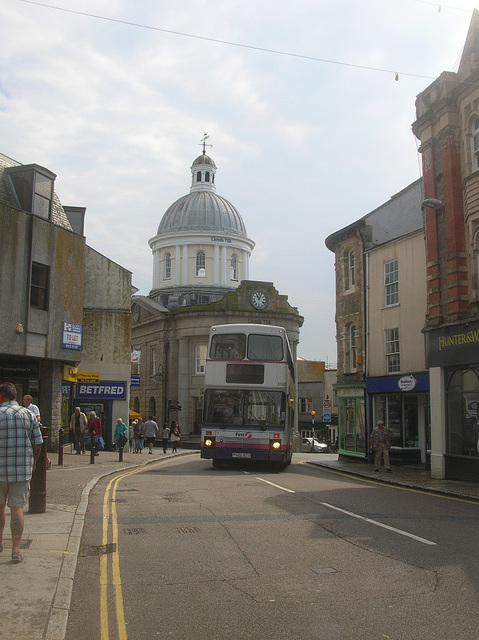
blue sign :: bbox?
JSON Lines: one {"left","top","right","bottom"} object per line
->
{"left": 62, "top": 322, "right": 82, "bottom": 350}
{"left": 130, "top": 375, "right": 140, "bottom": 387}
{"left": 323, "top": 413, "right": 331, "bottom": 423}
{"left": 76, "top": 381, "right": 127, "bottom": 400}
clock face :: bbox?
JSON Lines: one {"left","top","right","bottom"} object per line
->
{"left": 250, "top": 290, "right": 267, "bottom": 309}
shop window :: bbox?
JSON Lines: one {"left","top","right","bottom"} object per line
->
{"left": 384, "top": 259, "right": 399, "bottom": 306}
{"left": 446, "top": 367, "right": 479, "bottom": 456}
{"left": 30, "top": 262, "right": 49, "bottom": 310}
{"left": 164, "top": 252, "right": 171, "bottom": 280}
{"left": 385, "top": 328, "right": 400, "bottom": 373}
{"left": 339, "top": 395, "right": 366, "bottom": 454}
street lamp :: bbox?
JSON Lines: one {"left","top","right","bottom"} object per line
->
{"left": 310, "top": 411, "right": 315, "bottom": 452}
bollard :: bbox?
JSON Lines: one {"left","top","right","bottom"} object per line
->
{"left": 58, "top": 427, "right": 64, "bottom": 466}
{"left": 90, "top": 430, "right": 96, "bottom": 464}
{"left": 29, "top": 427, "right": 49, "bottom": 513}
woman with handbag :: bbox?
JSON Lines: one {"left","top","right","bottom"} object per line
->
{"left": 170, "top": 420, "right": 181, "bottom": 453}
{"left": 88, "top": 411, "right": 102, "bottom": 456}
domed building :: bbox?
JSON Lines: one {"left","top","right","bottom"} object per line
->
{"left": 131, "top": 146, "right": 303, "bottom": 444}
{"left": 148, "top": 150, "right": 255, "bottom": 309}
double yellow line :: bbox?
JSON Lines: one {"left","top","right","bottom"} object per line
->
{"left": 99, "top": 462, "right": 162, "bottom": 640}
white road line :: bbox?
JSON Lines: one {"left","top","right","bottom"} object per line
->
{"left": 321, "top": 502, "right": 436, "bottom": 546}
{"left": 256, "top": 477, "right": 296, "bottom": 493}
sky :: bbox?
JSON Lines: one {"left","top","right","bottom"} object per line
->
{"left": 1, "top": 0, "right": 477, "bottom": 364}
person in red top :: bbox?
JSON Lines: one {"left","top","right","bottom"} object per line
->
{"left": 88, "top": 411, "right": 102, "bottom": 456}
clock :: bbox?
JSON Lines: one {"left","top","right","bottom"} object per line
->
{"left": 250, "top": 290, "right": 267, "bottom": 310}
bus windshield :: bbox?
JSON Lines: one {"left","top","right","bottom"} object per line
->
{"left": 204, "top": 389, "right": 286, "bottom": 427}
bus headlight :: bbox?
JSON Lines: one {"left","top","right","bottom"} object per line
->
{"left": 204, "top": 437, "right": 215, "bottom": 447}
{"left": 270, "top": 440, "right": 281, "bottom": 450}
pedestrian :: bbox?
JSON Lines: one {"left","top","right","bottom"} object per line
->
{"left": 134, "top": 417, "right": 144, "bottom": 453}
{"left": 170, "top": 420, "right": 181, "bottom": 453}
{"left": 88, "top": 411, "right": 102, "bottom": 456}
{"left": 161, "top": 422, "right": 170, "bottom": 453}
{"left": 0, "top": 382, "right": 43, "bottom": 563}
{"left": 70, "top": 407, "right": 88, "bottom": 454}
{"left": 22, "top": 395, "right": 52, "bottom": 469}
{"left": 114, "top": 418, "right": 128, "bottom": 451}
{"left": 370, "top": 420, "right": 391, "bottom": 472}
{"left": 143, "top": 416, "right": 158, "bottom": 454}
{"left": 128, "top": 421, "right": 135, "bottom": 452}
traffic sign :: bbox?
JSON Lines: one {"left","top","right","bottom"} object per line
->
{"left": 323, "top": 399, "right": 332, "bottom": 411}
{"left": 323, "top": 412, "right": 331, "bottom": 423}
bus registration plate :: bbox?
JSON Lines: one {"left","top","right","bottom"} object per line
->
{"left": 232, "top": 452, "right": 251, "bottom": 459}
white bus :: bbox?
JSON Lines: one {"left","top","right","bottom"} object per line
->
{"left": 201, "top": 324, "right": 295, "bottom": 469}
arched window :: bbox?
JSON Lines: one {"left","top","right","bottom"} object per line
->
{"left": 148, "top": 396, "right": 156, "bottom": 418}
{"left": 197, "top": 171, "right": 201, "bottom": 182}
{"left": 205, "top": 171, "right": 210, "bottom": 182}
{"left": 133, "top": 397, "right": 140, "bottom": 413}
{"left": 472, "top": 117, "right": 479, "bottom": 171}
{"left": 196, "top": 250, "right": 206, "bottom": 277}
{"left": 230, "top": 253, "right": 238, "bottom": 280}
{"left": 164, "top": 252, "right": 171, "bottom": 280}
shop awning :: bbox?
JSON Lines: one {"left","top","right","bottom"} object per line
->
{"left": 129, "top": 409, "right": 142, "bottom": 420}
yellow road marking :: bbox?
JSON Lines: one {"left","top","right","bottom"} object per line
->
{"left": 99, "top": 460, "right": 171, "bottom": 640}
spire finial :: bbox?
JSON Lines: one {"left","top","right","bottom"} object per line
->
{"left": 199, "top": 132, "right": 213, "bottom": 155}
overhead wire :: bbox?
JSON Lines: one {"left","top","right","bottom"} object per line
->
{"left": 11, "top": 0, "right": 441, "bottom": 81}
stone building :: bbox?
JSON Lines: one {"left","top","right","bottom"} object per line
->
{"left": 130, "top": 149, "right": 303, "bottom": 442}
{"left": 412, "top": 9, "right": 479, "bottom": 480}
{"left": 0, "top": 152, "right": 132, "bottom": 449}
{"left": 325, "top": 179, "right": 428, "bottom": 463}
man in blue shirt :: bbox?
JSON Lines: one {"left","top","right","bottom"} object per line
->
{"left": 0, "top": 382, "right": 43, "bottom": 562}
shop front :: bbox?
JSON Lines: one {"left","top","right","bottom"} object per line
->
{"left": 336, "top": 384, "right": 367, "bottom": 459}
{"left": 426, "top": 319, "right": 479, "bottom": 480}
{"left": 367, "top": 374, "right": 430, "bottom": 465}
{"left": 74, "top": 380, "right": 129, "bottom": 451}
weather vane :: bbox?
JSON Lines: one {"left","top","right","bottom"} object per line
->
{"left": 199, "top": 133, "right": 213, "bottom": 155}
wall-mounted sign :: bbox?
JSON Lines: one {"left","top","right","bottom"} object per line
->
{"left": 76, "top": 381, "right": 127, "bottom": 400}
{"left": 77, "top": 371, "right": 100, "bottom": 383}
{"left": 62, "top": 322, "right": 82, "bottom": 350}
{"left": 130, "top": 375, "right": 140, "bottom": 387}
{"left": 398, "top": 375, "right": 417, "bottom": 392}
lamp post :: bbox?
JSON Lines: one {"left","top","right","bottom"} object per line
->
{"left": 310, "top": 410, "right": 315, "bottom": 452}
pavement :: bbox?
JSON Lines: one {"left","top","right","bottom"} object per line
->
{"left": 2, "top": 447, "right": 479, "bottom": 640}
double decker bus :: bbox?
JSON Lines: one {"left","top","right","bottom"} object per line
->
{"left": 201, "top": 324, "right": 295, "bottom": 469}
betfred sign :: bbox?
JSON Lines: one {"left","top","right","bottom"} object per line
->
{"left": 76, "top": 381, "right": 127, "bottom": 400}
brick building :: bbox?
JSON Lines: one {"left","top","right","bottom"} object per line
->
{"left": 412, "top": 9, "right": 479, "bottom": 480}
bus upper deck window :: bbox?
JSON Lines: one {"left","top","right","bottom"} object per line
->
{"left": 210, "top": 334, "right": 246, "bottom": 360}
{"left": 248, "top": 334, "right": 283, "bottom": 361}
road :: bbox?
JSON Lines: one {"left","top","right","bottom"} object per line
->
{"left": 66, "top": 454, "right": 479, "bottom": 640}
